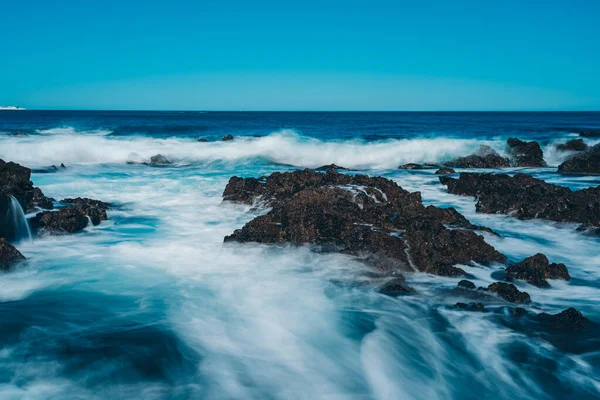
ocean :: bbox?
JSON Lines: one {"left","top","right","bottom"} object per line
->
{"left": 0, "top": 111, "right": 599, "bottom": 399}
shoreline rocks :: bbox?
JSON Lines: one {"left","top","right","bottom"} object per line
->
{"left": 557, "top": 143, "right": 600, "bottom": 175}
{"left": 442, "top": 145, "right": 510, "bottom": 169}
{"left": 556, "top": 139, "right": 587, "bottom": 152}
{"left": 0, "top": 238, "right": 25, "bottom": 270}
{"left": 440, "top": 172, "right": 600, "bottom": 231}
{"left": 486, "top": 282, "right": 531, "bottom": 304}
{"left": 506, "top": 138, "right": 547, "bottom": 167}
{"left": 506, "top": 254, "right": 570, "bottom": 288}
{"left": 435, "top": 167, "right": 455, "bottom": 175}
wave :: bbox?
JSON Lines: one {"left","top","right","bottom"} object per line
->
{"left": 0, "top": 129, "right": 505, "bottom": 169}
{"left": 35, "top": 126, "right": 113, "bottom": 136}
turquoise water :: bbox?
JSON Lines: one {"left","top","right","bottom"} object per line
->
{"left": 0, "top": 111, "right": 599, "bottom": 399}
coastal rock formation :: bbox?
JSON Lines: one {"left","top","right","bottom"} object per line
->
{"left": 442, "top": 145, "right": 510, "bottom": 169}
{"left": 315, "top": 164, "right": 349, "bottom": 171}
{"left": 149, "top": 154, "right": 172, "bottom": 165}
{"left": 61, "top": 198, "right": 109, "bottom": 225}
{"left": 33, "top": 187, "right": 53, "bottom": 210}
{"left": 439, "top": 172, "right": 600, "bottom": 231}
{"left": 556, "top": 139, "right": 588, "bottom": 152}
{"left": 538, "top": 308, "right": 591, "bottom": 332}
{"left": 32, "top": 198, "right": 109, "bottom": 234}
{"left": 223, "top": 169, "right": 505, "bottom": 277}
{"left": 557, "top": 144, "right": 600, "bottom": 175}
{"left": 222, "top": 135, "right": 234, "bottom": 141}
{"left": 435, "top": 167, "right": 455, "bottom": 174}
{"left": 486, "top": 282, "right": 531, "bottom": 304}
{"left": 506, "top": 253, "right": 570, "bottom": 288}
{"left": 378, "top": 276, "right": 415, "bottom": 296}
{"left": 506, "top": 138, "right": 547, "bottom": 167}
{"left": 0, "top": 238, "right": 25, "bottom": 270}
{"left": 398, "top": 163, "right": 436, "bottom": 170}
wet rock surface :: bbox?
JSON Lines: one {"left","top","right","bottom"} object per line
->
{"left": 506, "top": 253, "right": 570, "bottom": 288}
{"left": 486, "top": 282, "right": 531, "bottom": 304}
{"left": 315, "top": 164, "right": 349, "bottom": 171}
{"left": 223, "top": 169, "right": 505, "bottom": 277}
{"left": 557, "top": 143, "right": 600, "bottom": 175}
{"left": 0, "top": 238, "right": 25, "bottom": 270}
{"left": 435, "top": 167, "right": 455, "bottom": 174}
{"left": 32, "top": 207, "right": 90, "bottom": 234}
{"left": 556, "top": 139, "right": 588, "bottom": 152}
{"left": 440, "top": 172, "right": 600, "bottom": 230}
{"left": 538, "top": 307, "right": 592, "bottom": 332}
{"left": 0, "top": 159, "right": 34, "bottom": 238}
{"left": 61, "top": 198, "right": 110, "bottom": 225}
{"left": 442, "top": 145, "right": 510, "bottom": 169}
{"left": 506, "top": 138, "right": 547, "bottom": 167}
{"left": 149, "top": 154, "right": 172, "bottom": 165}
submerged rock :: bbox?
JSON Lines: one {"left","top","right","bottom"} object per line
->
{"left": 222, "top": 135, "right": 234, "bottom": 141}
{"left": 456, "top": 280, "right": 476, "bottom": 290}
{"left": 223, "top": 169, "right": 505, "bottom": 277}
{"left": 0, "top": 238, "right": 25, "bottom": 270}
{"left": 440, "top": 172, "right": 600, "bottom": 231}
{"left": 454, "top": 302, "right": 486, "bottom": 312}
{"left": 538, "top": 308, "right": 591, "bottom": 332}
{"left": 435, "top": 167, "right": 455, "bottom": 175}
{"left": 556, "top": 139, "right": 587, "bottom": 152}
{"left": 557, "top": 143, "right": 600, "bottom": 175}
{"left": 506, "top": 138, "right": 547, "bottom": 167}
{"left": 486, "top": 282, "right": 531, "bottom": 304}
{"left": 506, "top": 253, "right": 570, "bottom": 288}
{"left": 378, "top": 276, "right": 415, "bottom": 296}
{"left": 197, "top": 138, "right": 208, "bottom": 142}
{"left": 442, "top": 145, "right": 510, "bottom": 169}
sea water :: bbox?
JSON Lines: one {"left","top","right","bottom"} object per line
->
{"left": 0, "top": 111, "right": 599, "bottom": 399}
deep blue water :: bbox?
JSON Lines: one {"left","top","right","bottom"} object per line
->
{"left": 0, "top": 111, "right": 599, "bottom": 399}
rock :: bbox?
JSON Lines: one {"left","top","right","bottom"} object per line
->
{"left": 315, "top": 164, "right": 349, "bottom": 171}
{"left": 222, "top": 135, "right": 234, "bottom": 141}
{"left": 32, "top": 207, "right": 89, "bottom": 234}
{"left": 0, "top": 159, "right": 34, "bottom": 239}
{"left": 505, "top": 253, "right": 570, "bottom": 288}
{"left": 435, "top": 167, "right": 455, "bottom": 175}
{"left": 398, "top": 163, "right": 426, "bottom": 170}
{"left": 511, "top": 307, "right": 528, "bottom": 318}
{"left": 32, "top": 187, "right": 53, "bottom": 210}
{"left": 506, "top": 138, "right": 547, "bottom": 167}
{"left": 456, "top": 280, "right": 476, "bottom": 290}
{"left": 61, "top": 197, "right": 109, "bottom": 225}
{"left": 197, "top": 138, "right": 208, "bottom": 142}
{"left": 538, "top": 308, "right": 591, "bottom": 332}
{"left": 454, "top": 302, "right": 486, "bottom": 312}
{"left": 486, "top": 282, "right": 531, "bottom": 304}
{"left": 223, "top": 169, "right": 505, "bottom": 277}
{"left": 0, "top": 238, "right": 25, "bottom": 270}
{"left": 442, "top": 145, "right": 509, "bottom": 168}
{"left": 378, "top": 277, "right": 415, "bottom": 296}
{"left": 149, "top": 154, "right": 171, "bottom": 165}
{"left": 557, "top": 144, "right": 600, "bottom": 175}
{"left": 440, "top": 172, "right": 600, "bottom": 231}
{"left": 556, "top": 139, "right": 587, "bottom": 152}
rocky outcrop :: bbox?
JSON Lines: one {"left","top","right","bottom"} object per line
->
{"left": 378, "top": 276, "right": 415, "bottom": 296}
{"left": 398, "top": 163, "right": 437, "bottom": 170}
{"left": 538, "top": 308, "right": 591, "bottom": 332}
{"left": 0, "top": 238, "right": 25, "bottom": 270}
{"left": 61, "top": 198, "right": 109, "bottom": 225}
{"left": 456, "top": 280, "right": 476, "bottom": 290}
{"left": 557, "top": 144, "right": 600, "bottom": 175}
{"left": 33, "top": 187, "right": 53, "bottom": 210}
{"left": 222, "top": 135, "right": 234, "bottom": 141}
{"left": 556, "top": 139, "right": 587, "bottom": 152}
{"left": 506, "top": 253, "right": 570, "bottom": 288}
{"left": 486, "top": 282, "right": 531, "bottom": 304}
{"left": 315, "top": 164, "right": 349, "bottom": 171}
{"left": 435, "top": 167, "right": 455, "bottom": 175}
{"left": 506, "top": 138, "right": 547, "bottom": 167}
{"left": 32, "top": 207, "right": 90, "bottom": 234}
{"left": 149, "top": 154, "right": 172, "bottom": 165}
{"left": 440, "top": 172, "right": 600, "bottom": 231}
{"left": 442, "top": 145, "right": 509, "bottom": 169}
{"left": 1, "top": 159, "right": 34, "bottom": 239}
{"left": 223, "top": 169, "right": 505, "bottom": 277}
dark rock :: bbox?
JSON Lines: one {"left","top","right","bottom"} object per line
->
{"left": 31, "top": 165, "right": 59, "bottom": 174}
{"left": 398, "top": 163, "right": 426, "bottom": 170}
{"left": 556, "top": 139, "right": 587, "bottom": 152}
{"left": 435, "top": 167, "right": 455, "bottom": 175}
{"left": 486, "top": 282, "right": 531, "bottom": 304}
{"left": 378, "top": 277, "right": 415, "bottom": 296}
{"left": 223, "top": 169, "right": 505, "bottom": 277}
{"left": 32, "top": 207, "right": 89, "bottom": 234}
{"left": 506, "top": 138, "right": 547, "bottom": 167}
{"left": 456, "top": 280, "right": 476, "bottom": 290}
{"left": 580, "top": 130, "right": 600, "bottom": 138}
{"left": 538, "top": 308, "right": 591, "bottom": 332}
{"left": 197, "top": 138, "right": 208, "bottom": 142}
{"left": 32, "top": 187, "right": 53, "bottom": 210}
{"left": 149, "top": 154, "right": 171, "bottom": 165}
{"left": 315, "top": 164, "right": 349, "bottom": 171}
{"left": 505, "top": 253, "right": 570, "bottom": 287}
{"left": 0, "top": 238, "right": 25, "bottom": 270}
{"left": 60, "top": 163, "right": 66, "bottom": 169}
{"left": 61, "top": 197, "right": 109, "bottom": 225}
{"left": 442, "top": 145, "right": 510, "bottom": 168}
{"left": 557, "top": 144, "right": 600, "bottom": 175}
{"left": 0, "top": 159, "right": 34, "bottom": 239}
{"left": 222, "top": 135, "right": 234, "bottom": 141}
{"left": 440, "top": 172, "right": 600, "bottom": 231}
{"left": 511, "top": 307, "right": 528, "bottom": 318}
{"left": 454, "top": 302, "right": 486, "bottom": 312}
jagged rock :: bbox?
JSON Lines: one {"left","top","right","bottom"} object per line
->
{"left": 506, "top": 138, "right": 547, "bottom": 167}
{"left": 149, "top": 154, "right": 171, "bottom": 165}
{"left": 505, "top": 253, "right": 570, "bottom": 288}
{"left": 32, "top": 187, "right": 53, "bottom": 210}
{"left": 456, "top": 280, "right": 476, "bottom": 290}
{"left": 557, "top": 144, "right": 600, "bottom": 175}
{"left": 486, "top": 282, "right": 531, "bottom": 304}
{"left": 0, "top": 238, "right": 25, "bottom": 270}
{"left": 61, "top": 198, "right": 109, "bottom": 225}
{"left": 32, "top": 207, "right": 89, "bottom": 234}
{"left": 223, "top": 169, "right": 505, "bottom": 277}
{"left": 454, "top": 302, "right": 486, "bottom": 312}
{"left": 440, "top": 172, "right": 600, "bottom": 231}
{"left": 556, "top": 139, "right": 587, "bottom": 152}
{"left": 378, "top": 277, "right": 415, "bottom": 296}
{"left": 442, "top": 145, "right": 509, "bottom": 168}
{"left": 435, "top": 167, "right": 455, "bottom": 175}
{"left": 222, "top": 135, "right": 234, "bottom": 141}
{"left": 315, "top": 164, "right": 349, "bottom": 171}
{"left": 538, "top": 308, "right": 591, "bottom": 332}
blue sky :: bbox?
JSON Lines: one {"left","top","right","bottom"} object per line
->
{"left": 1, "top": 0, "right": 599, "bottom": 110}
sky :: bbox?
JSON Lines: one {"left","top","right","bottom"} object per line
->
{"left": 1, "top": 0, "right": 599, "bottom": 111}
